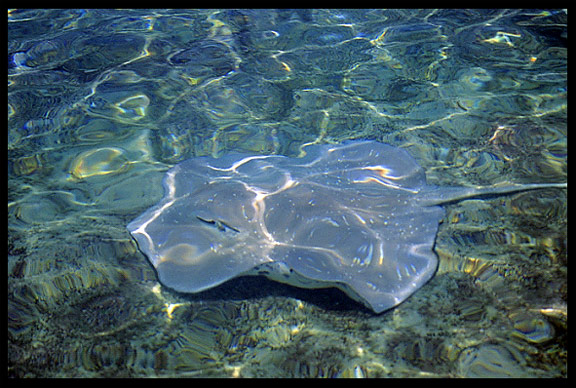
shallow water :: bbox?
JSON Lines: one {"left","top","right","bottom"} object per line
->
{"left": 8, "top": 9, "right": 566, "bottom": 377}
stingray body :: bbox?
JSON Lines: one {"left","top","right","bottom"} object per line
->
{"left": 128, "top": 141, "right": 565, "bottom": 313}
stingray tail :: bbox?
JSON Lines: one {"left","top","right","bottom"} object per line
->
{"left": 422, "top": 182, "right": 567, "bottom": 206}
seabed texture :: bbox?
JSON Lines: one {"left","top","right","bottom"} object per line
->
{"left": 9, "top": 9, "right": 566, "bottom": 377}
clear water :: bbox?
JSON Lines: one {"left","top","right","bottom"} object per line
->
{"left": 8, "top": 9, "right": 566, "bottom": 377}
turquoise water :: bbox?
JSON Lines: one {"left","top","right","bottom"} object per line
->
{"left": 8, "top": 9, "right": 566, "bottom": 377}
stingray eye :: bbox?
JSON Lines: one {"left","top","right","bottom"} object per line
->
{"left": 196, "top": 215, "right": 216, "bottom": 226}
{"left": 196, "top": 216, "right": 239, "bottom": 233}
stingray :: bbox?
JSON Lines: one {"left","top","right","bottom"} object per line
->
{"left": 127, "top": 141, "right": 566, "bottom": 313}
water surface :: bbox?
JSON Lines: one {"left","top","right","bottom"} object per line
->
{"left": 8, "top": 9, "right": 566, "bottom": 377}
